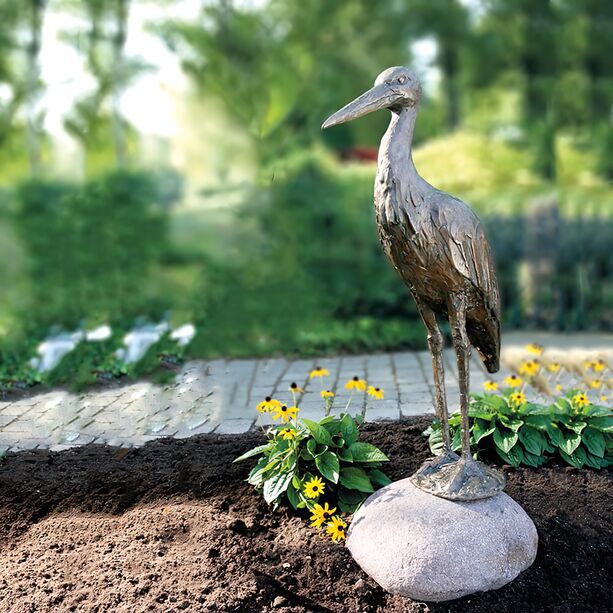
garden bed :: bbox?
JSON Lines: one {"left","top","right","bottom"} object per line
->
{"left": 0, "top": 418, "right": 610, "bottom": 612}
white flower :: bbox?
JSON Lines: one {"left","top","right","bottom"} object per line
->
{"left": 34, "top": 331, "right": 84, "bottom": 372}
{"left": 85, "top": 324, "right": 112, "bottom": 341}
{"left": 170, "top": 323, "right": 196, "bottom": 347}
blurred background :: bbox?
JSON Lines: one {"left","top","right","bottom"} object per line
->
{"left": 0, "top": 0, "right": 611, "bottom": 390}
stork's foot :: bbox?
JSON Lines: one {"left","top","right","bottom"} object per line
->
{"left": 411, "top": 450, "right": 459, "bottom": 478}
{"left": 410, "top": 455, "right": 505, "bottom": 501}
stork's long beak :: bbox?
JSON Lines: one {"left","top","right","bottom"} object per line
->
{"left": 322, "top": 83, "right": 400, "bottom": 129}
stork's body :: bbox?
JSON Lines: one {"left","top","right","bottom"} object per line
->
{"left": 324, "top": 67, "right": 505, "bottom": 500}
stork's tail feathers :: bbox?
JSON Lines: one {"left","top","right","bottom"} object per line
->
{"left": 468, "top": 316, "right": 500, "bottom": 374}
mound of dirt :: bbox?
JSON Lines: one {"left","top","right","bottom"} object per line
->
{"left": 0, "top": 418, "right": 610, "bottom": 612}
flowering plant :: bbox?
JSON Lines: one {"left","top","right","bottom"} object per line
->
{"left": 234, "top": 369, "right": 391, "bottom": 542}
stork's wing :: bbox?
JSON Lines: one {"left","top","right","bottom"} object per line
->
{"left": 431, "top": 196, "right": 501, "bottom": 371}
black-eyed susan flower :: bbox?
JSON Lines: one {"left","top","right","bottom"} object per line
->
{"left": 345, "top": 376, "right": 367, "bottom": 392}
{"left": 309, "top": 366, "right": 329, "bottom": 379}
{"left": 278, "top": 427, "right": 297, "bottom": 440}
{"left": 483, "top": 380, "right": 498, "bottom": 392}
{"left": 326, "top": 516, "right": 347, "bottom": 542}
{"left": 256, "top": 396, "right": 281, "bottom": 413}
{"left": 504, "top": 374, "right": 523, "bottom": 388}
{"left": 555, "top": 383, "right": 562, "bottom": 393}
{"left": 509, "top": 391, "right": 526, "bottom": 406}
{"left": 519, "top": 360, "right": 539, "bottom": 377}
{"left": 593, "top": 360, "right": 606, "bottom": 373}
{"left": 320, "top": 390, "right": 334, "bottom": 399}
{"left": 601, "top": 395, "right": 608, "bottom": 403}
{"left": 309, "top": 502, "right": 336, "bottom": 528}
{"left": 289, "top": 381, "right": 304, "bottom": 393}
{"left": 272, "top": 404, "right": 299, "bottom": 423}
{"left": 526, "top": 343, "right": 543, "bottom": 356}
{"left": 367, "top": 386, "right": 384, "bottom": 399}
{"left": 589, "top": 379, "right": 602, "bottom": 389}
{"left": 572, "top": 392, "right": 589, "bottom": 408}
{"left": 547, "top": 362, "right": 561, "bottom": 374}
{"left": 303, "top": 476, "right": 325, "bottom": 499}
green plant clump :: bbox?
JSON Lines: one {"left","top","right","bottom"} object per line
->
{"left": 426, "top": 391, "right": 612, "bottom": 470}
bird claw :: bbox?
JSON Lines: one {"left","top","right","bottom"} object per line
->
{"left": 410, "top": 455, "right": 505, "bottom": 501}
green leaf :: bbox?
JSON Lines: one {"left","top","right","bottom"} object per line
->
{"left": 428, "top": 427, "right": 445, "bottom": 455}
{"left": 306, "top": 438, "right": 327, "bottom": 457}
{"left": 286, "top": 483, "right": 300, "bottom": 510}
{"left": 322, "top": 420, "right": 342, "bottom": 436}
{"left": 587, "top": 416, "right": 613, "bottom": 432}
{"left": 263, "top": 471, "right": 293, "bottom": 504}
{"left": 558, "top": 430, "right": 582, "bottom": 455}
{"left": 564, "top": 420, "right": 587, "bottom": 434}
{"left": 559, "top": 445, "right": 587, "bottom": 469}
{"left": 301, "top": 418, "right": 333, "bottom": 445}
{"left": 520, "top": 403, "right": 551, "bottom": 415}
{"left": 315, "top": 451, "right": 340, "bottom": 483}
{"left": 451, "top": 426, "right": 463, "bottom": 451}
{"left": 368, "top": 468, "right": 392, "bottom": 487}
{"left": 341, "top": 414, "right": 359, "bottom": 446}
{"left": 247, "top": 457, "right": 269, "bottom": 486}
{"left": 338, "top": 447, "right": 353, "bottom": 462}
{"left": 480, "top": 394, "right": 510, "bottom": 413}
{"left": 518, "top": 427, "right": 544, "bottom": 456}
{"left": 584, "top": 406, "right": 612, "bottom": 417}
{"left": 348, "top": 442, "right": 389, "bottom": 463}
{"left": 524, "top": 415, "right": 553, "bottom": 431}
{"left": 473, "top": 418, "right": 495, "bottom": 443}
{"left": 499, "top": 416, "right": 524, "bottom": 431}
{"left": 496, "top": 445, "right": 524, "bottom": 467}
{"left": 584, "top": 453, "right": 604, "bottom": 469}
{"left": 233, "top": 444, "right": 271, "bottom": 463}
{"left": 521, "top": 451, "right": 541, "bottom": 468}
{"left": 339, "top": 467, "right": 374, "bottom": 493}
{"left": 493, "top": 428, "right": 518, "bottom": 453}
{"left": 582, "top": 427, "right": 606, "bottom": 458}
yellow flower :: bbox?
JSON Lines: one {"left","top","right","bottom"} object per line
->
{"left": 504, "top": 374, "right": 523, "bottom": 388}
{"left": 289, "top": 381, "right": 304, "bottom": 393}
{"left": 345, "top": 376, "right": 367, "bottom": 392}
{"left": 272, "top": 404, "right": 299, "bottom": 423}
{"left": 589, "top": 379, "right": 602, "bottom": 389}
{"left": 585, "top": 359, "right": 605, "bottom": 373}
{"left": 309, "top": 366, "right": 329, "bottom": 379}
{"left": 555, "top": 383, "right": 562, "bottom": 393}
{"left": 483, "top": 380, "right": 498, "bottom": 392}
{"left": 572, "top": 392, "right": 589, "bottom": 408}
{"left": 547, "top": 362, "right": 561, "bottom": 373}
{"left": 601, "top": 395, "right": 608, "bottom": 403}
{"left": 509, "top": 391, "right": 526, "bottom": 406}
{"left": 278, "top": 427, "right": 297, "bottom": 440}
{"left": 309, "top": 502, "right": 336, "bottom": 528}
{"left": 526, "top": 343, "right": 543, "bottom": 356}
{"left": 320, "top": 389, "right": 334, "bottom": 398}
{"left": 303, "top": 476, "right": 325, "bottom": 499}
{"left": 519, "top": 360, "right": 540, "bottom": 377}
{"left": 326, "top": 516, "right": 347, "bottom": 542}
{"left": 256, "top": 397, "right": 281, "bottom": 413}
{"left": 367, "top": 386, "right": 384, "bottom": 399}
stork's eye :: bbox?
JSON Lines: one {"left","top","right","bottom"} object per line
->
{"left": 397, "top": 75, "right": 407, "bottom": 85}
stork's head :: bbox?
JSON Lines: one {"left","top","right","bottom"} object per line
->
{"left": 322, "top": 67, "right": 421, "bottom": 130}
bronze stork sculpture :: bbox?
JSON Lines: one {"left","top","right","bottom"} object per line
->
{"left": 323, "top": 67, "right": 505, "bottom": 501}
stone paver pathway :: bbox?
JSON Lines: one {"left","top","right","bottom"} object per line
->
{"left": 0, "top": 333, "right": 610, "bottom": 453}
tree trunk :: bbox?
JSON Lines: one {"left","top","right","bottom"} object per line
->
{"left": 25, "top": 0, "right": 46, "bottom": 176}
{"left": 111, "top": 0, "right": 129, "bottom": 166}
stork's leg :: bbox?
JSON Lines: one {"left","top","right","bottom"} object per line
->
{"left": 441, "top": 293, "right": 505, "bottom": 499}
{"left": 409, "top": 298, "right": 458, "bottom": 479}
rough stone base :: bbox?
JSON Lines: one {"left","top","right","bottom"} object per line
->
{"left": 347, "top": 478, "right": 538, "bottom": 602}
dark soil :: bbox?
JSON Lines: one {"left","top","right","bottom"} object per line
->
{"left": 0, "top": 418, "right": 610, "bottom": 613}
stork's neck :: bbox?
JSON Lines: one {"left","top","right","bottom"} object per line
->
{"left": 380, "top": 106, "right": 429, "bottom": 193}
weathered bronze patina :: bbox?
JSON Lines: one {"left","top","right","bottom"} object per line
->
{"left": 323, "top": 67, "right": 504, "bottom": 501}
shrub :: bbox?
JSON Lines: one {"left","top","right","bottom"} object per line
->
{"left": 425, "top": 390, "right": 612, "bottom": 470}
{"left": 235, "top": 369, "right": 391, "bottom": 542}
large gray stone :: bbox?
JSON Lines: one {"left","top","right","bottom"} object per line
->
{"left": 347, "top": 477, "right": 538, "bottom": 602}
